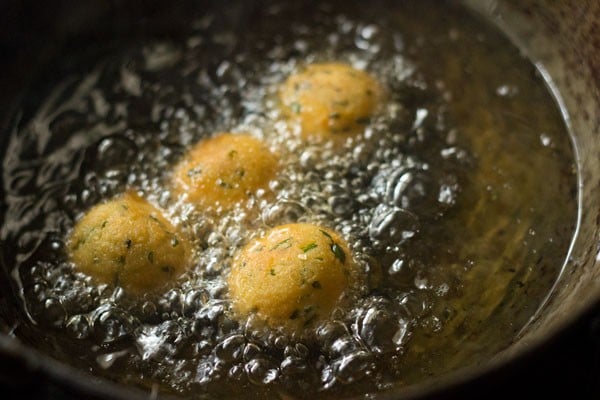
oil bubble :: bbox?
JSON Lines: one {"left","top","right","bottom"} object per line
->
{"left": 369, "top": 204, "right": 419, "bottom": 248}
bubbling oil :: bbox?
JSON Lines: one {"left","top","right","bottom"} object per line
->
{"left": 1, "top": 1, "right": 577, "bottom": 399}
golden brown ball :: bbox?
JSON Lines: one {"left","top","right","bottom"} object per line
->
{"left": 68, "top": 192, "right": 190, "bottom": 294}
{"left": 279, "top": 62, "right": 383, "bottom": 141}
{"left": 228, "top": 223, "right": 356, "bottom": 333}
{"left": 171, "top": 133, "right": 279, "bottom": 212}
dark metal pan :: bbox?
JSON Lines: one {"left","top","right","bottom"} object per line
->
{"left": 0, "top": 0, "right": 599, "bottom": 398}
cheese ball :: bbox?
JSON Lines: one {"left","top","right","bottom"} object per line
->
{"left": 68, "top": 192, "right": 190, "bottom": 294}
{"left": 228, "top": 223, "right": 355, "bottom": 333}
{"left": 171, "top": 133, "right": 279, "bottom": 212}
{"left": 279, "top": 62, "right": 383, "bottom": 140}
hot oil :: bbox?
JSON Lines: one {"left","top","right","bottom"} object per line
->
{"left": 0, "top": 0, "right": 578, "bottom": 399}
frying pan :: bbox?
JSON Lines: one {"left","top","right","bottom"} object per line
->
{"left": 0, "top": 0, "right": 599, "bottom": 398}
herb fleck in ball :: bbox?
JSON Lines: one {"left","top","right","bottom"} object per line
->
{"left": 279, "top": 62, "right": 383, "bottom": 140}
{"left": 171, "top": 133, "right": 279, "bottom": 212}
{"left": 68, "top": 192, "right": 190, "bottom": 294}
{"left": 228, "top": 223, "right": 356, "bottom": 333}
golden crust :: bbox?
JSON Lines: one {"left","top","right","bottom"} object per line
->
{"left": 279, "top": 63, "right": 383, "bottom": 141}
{"left": 171, "top": 133, "right": 279, "bottom": 212}
{"left": 68, "top": 192, "right": 190, "bottom": 294}
{"left": 228, "top": 223, "right": 355, "bottom": 333}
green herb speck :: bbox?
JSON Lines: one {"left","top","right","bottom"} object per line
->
{"left": 290, "top": 102, "right": 302, "bottom": 114}
{"left": 217, "top": 179, "right": 233, "bottom": 189}
{"left": 319, "top": 229, "right": 333, "bottom": 241}
{"left": 73, "top": 238, "right": 85, "bottom": 251}
{"left": 331, "top": 243, "right": 346, "bottom": 264}
{"left": 301, "top": 242, "right": 318, "bottom": 253}
{"left": 311, "top": 281, "right": 322, "bottom": 289}
{"left": 270, "top": 268, "right": 276, "bottom": 276}
{"left": 147, "top": 251, "right": 155, "bottom": 264}
{"left": 271, "top": 237, "right": 293, "bottom": 251}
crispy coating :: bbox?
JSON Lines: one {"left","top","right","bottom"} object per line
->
{"left": 228, "top": 223, "right": 355, "bottom": 333}
{"left": 68, "top": 192, "right": 190, "bottom": 294}
{"left": 279, "top": 62, "right": 383, "bottom": 140}
{"left": 171, "top": 133, "right": 279, "bottom": 212}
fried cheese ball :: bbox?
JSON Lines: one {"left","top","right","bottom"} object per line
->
{"left": 228, "top": 223, "right": 356, "bottom": 333}
{"left": 279, "top": 62, "right": 383, "bottom": 141}
{"left": 171, "top": 133, "right": 279, "bottom": 212}
{"left": 68, "top": 192, "right": 190, "bottom": 294}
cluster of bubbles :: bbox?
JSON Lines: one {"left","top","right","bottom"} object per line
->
{"left": 2, "top": 1, "right": 470, "bottom": 398}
